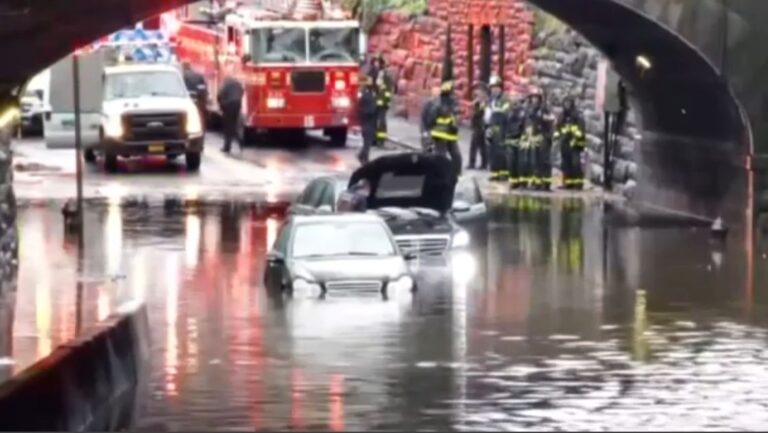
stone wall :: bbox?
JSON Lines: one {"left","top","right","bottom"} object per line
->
{"left": 0, "top": 106, "right": 18, "bottom": 295}
{"left": 527, "top": 23, "right": 641, "bottom": 194}
{"left": 367, "top": 0, "right": 533, "bottom": 122}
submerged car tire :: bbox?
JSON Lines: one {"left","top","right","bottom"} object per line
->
{"left": 104, "top": 154, "right": 118, "bottom": 173}
{"left": 185, "top": 152, "right": 201, "bottom": 172}
{"left": 84, "top": 148, "right": 96, "bottom": 164}
{"left": 327, "top": 127, "right": 348, "bottom": 148}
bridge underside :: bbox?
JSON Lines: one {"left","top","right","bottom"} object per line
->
{"left": 1, "top": 0, "right": 766, "bottom": 225}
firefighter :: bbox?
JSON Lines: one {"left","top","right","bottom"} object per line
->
{"left": 217, "top": 76, "right": 245, "bottom": 153}
{"left": 357, "top": 74, "right": 378, "bottom": 165}
{"left": 182, "top": 62, "right": 208, "bottom": 129}
{"left": 420, "top": 86, "right": 440, "bottom": 154}
{"left": 521, "top": 90, "right": 555, "bottom": 190}
{"left": 505, "top": 93, "right": 528, "bottom": 189}
{"left": 486, "top": 76, "right": 512, "bottom": 182}
{"left": 467, "top": 83, "right": 488, "bottom": 170}
{"left": 556, "top": 96, "right": 587, "bottom": 189}
{"left": 427, "top": 80, "right": 462, "bottom": 177}
{"left": 370, "top": 54, "right": 393, "bottom": 148}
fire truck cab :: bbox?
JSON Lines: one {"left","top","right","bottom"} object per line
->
{"left": 175, "top": 0, "right": 362, "bottom": 147}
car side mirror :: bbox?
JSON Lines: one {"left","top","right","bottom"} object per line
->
{"left": 267, "top": 251, "right": 284, "bottom": 264}
{"left": 242, "top": 54, "right": 252, "bottom": 64}
{"left": 452, "top": 200, "right": 471, "bottom": 213}
{"left": 317, "top": 204, "right": 332, "bottom": 213}
{"left": 404, "top": 252, "right": 418, "bottom": 261}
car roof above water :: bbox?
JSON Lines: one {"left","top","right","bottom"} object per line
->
{"left": 290, "top": 213, "right": 384, "bottom": 225}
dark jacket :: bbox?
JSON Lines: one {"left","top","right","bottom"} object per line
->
{"left": 471, "top": 98, "right": 486, "bottom": 133}
{"left": 183, "top": 69, "right": 206, "bottom": 93}
{"left": 358, "top": 85, "right": 378, "bottom": 125}
{"left": 217, "top": 77, "right": 244, "bottom": 108}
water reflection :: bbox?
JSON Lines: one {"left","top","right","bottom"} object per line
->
{"left": 5, "top": 197, "right": 768, "bottom": 431}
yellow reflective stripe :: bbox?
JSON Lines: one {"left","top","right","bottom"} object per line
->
{"left": 435, "top": 117, "right": 455, "bottom": 125}
{"left": 376, "top": 132, "right": 388, "bottom": 139}
{"left": 430, "top": 130, "right": 459, "bottom": 141}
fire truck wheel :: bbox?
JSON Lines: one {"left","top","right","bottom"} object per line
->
{"left": 84, "top": 148, "right": 96, "bottom": 164}
{"left": 185, "top": 152, "right": 202, "bottom": 172}
{"left": 327, "top": 128, "right": 348, "bottom": 148}
{"left": 104, "top": 154, "right": 118, "bottom": 173}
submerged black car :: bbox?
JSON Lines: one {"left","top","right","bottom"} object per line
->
{"left": 288, "top": 153, "right": 487, "bottom": 257}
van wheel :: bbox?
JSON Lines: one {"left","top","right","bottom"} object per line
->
{"left": 84, "top": 148, "right": 96, "bottom": 164}
{"left": 185, "top": 152, "right": 201, "bottom": 172}
{"left": 104, "top": 154, "right": 118, "bottom": 173}
{"left": 327, "top": 127, "right": 348, "bottom": 148}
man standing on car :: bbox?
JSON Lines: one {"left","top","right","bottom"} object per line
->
{"left": 182, "top": 62, "right": 208, "bottom": 130}
{"left": 427, "top": 80, "right": 462, "bottom": 177}
{"left": 217, "top": 76, "right": 244, "bottom": 154}
{"left": 357, "top": 75, "right": 378, "bottom": 165}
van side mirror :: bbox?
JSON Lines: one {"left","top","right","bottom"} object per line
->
{"left": 404, "top": 252, "right": 418, "bottom": 261}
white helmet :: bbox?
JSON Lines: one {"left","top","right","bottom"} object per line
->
{"left": 489, "top": 75, "right": 503, "bottom": 88}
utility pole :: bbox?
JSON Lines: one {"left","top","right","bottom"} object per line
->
{"left": 72, "top": 52, "right": 85, "bottom": 248}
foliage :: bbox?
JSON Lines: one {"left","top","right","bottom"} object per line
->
{"left": 532, "top": 7, "right": 568, "bottom": 35}
{"left": 343, "top": 0, "right": 427, "bottom": 32}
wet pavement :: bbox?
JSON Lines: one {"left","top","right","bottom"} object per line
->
{"left": 3, "top": 194, "right": 768, "bottom": 430}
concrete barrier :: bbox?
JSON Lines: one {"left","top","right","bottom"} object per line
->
{"left": 0, "top": 303, "right": 149, "bottom": 431}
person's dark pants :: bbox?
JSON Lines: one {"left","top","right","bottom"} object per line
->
{"left": 375, "top": 107, "right": 388, "bottom": 147}
{"left": 434, "top": 138, "right": 463, "bottom": 177}
{"left": 222, "top": 103, "right": 241, "bottom": 152}
{"left": 489, "top": 135, "right": 508, "bottom": 181}
{"left": 561, "top": 140, "right": 574, "bottom": 188}
{"left": 358, "top": 123, "right": 376, "bottom": 164}
{"left": 507, "top": 144, "right": 522, "bottom": 188}
{"left": 519, "top": 145, "right": 536, "bottom": 188}
{"left": 468, "top": 130, "right": 487, "bottom": 169}
{"left": 534, "top": 141, "right": 552, "bottom": 191}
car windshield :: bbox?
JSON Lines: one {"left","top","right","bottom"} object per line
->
{"left": 308, "top": 27, "right": 360, "bottom": 63}
{"left": 104, "top": 71, "right": 187, "bottom": 100}
{"left": 291, "top": 221, "right": 395, "bottom": 258}
{"left": 251, "top": 27, "right": 307, "bottom": 63}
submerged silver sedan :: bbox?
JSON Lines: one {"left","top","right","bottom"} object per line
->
{"left": 263, "top": 214, "right": 416, "bottom": 299}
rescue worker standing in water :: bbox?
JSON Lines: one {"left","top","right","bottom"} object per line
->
{"left": 357, "top": 75, "right": 378, "bottom": 165}
{"left": 370, "top": 54, "right": 393, "bottom": 148}
{"left": 520, "top": 90, "right": 554, "bottom": 190}
{"left": 467, "top": 83, "right": 488, "bottom": 170}
{"left": 486, "top": 76, "right": 512, "bottom": 182}
{"left": 427, "top": 80, "right": 462, "bottom": 177}
{"left": 505, "top": 93, "right": 528, "bottom": 189}
{"left": 556, "top": 96, "right": 587, "bottom": 189}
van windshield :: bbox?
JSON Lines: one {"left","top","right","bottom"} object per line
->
{"left": 104, "top": 71, "right": 187, "bottom": 100}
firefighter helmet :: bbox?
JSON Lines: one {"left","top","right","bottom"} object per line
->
{"left": 440, "top": 80, "right": 454, "bottom": 93}
{"left": 489, "top": 75, "right": 503, "bottom": 88}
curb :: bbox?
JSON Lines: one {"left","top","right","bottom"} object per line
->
{"left": 0, "top": 303, "right": 150, "bottom": 431}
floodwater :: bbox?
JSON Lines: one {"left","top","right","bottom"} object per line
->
{"left": 3, "top": 196, "right": 768, "bottom": 431}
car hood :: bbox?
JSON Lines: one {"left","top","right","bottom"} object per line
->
{"left": 349, "top": 153, "right": 457, "bottom": 214}
{"left": 289, "top": 255, "right": 407, "bottom": 283}
{"left": 102, "top": 97, "right": 192, "bottom": 117}
{"left": 370, "top": 207, "right": 454, "bottom": 236}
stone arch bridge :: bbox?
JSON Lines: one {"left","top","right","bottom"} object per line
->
{"left": 1, "top": 0, "right": 767, "bottom": 226}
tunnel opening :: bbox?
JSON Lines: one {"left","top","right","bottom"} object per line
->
{"left": 527, "top": 0, "right": 749, "bottom": 225}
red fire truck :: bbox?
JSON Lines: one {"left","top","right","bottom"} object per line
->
{"left": 172, "top": 0, "right": 362, "bottom": 147}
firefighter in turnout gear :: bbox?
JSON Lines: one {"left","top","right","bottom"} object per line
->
{"left": 486, "top": 76, "right": 512, "bottom": 181}
{"left": 520, "top": 90, "right": 554, "bottom": 189}
{"left": 427, "top": 80, "right": 462, "bottom": 177}
{"left": 556, "top": 97, "right": 587, "bottom": 189}
{"left": 468, "top": 83, "right": 489, "bottom": 170}
{"left": 370, "top": 54, "right": 393, "bottom": 148}
{"left": 357, "top": 75, "right": 378, "bottom": 165}
{"left": 505, "top": 95, "right": 528, "bottom": 189}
